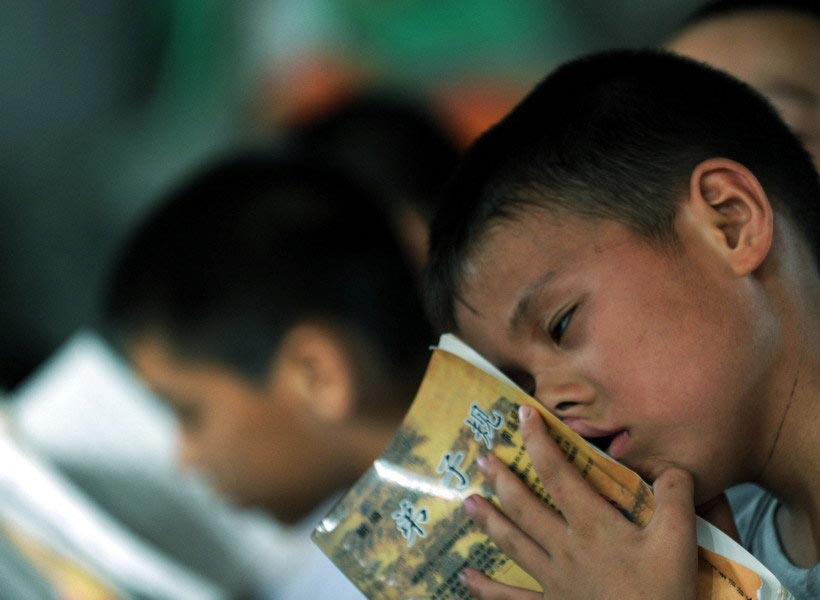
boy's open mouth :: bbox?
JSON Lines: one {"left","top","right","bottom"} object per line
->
{"left": 563, "top": 419, "right": 630, "bottom": 459}
{"left": 584, "top": 433, "right": 617, "bottom": 453}
{"left": 579, "top": 430, "right": 631, "bottom": 460}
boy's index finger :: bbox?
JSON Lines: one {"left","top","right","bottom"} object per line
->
{"left": 518, "top": 405, "right": 609, "bottom": 526}
{"left": 647, "top": 468, "right": 696, "bottom": 539}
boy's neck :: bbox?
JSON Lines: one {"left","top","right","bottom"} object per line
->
{"left": 265, "top": 416, "right": 401, "bottom": 526}
{"left": 763, "top": 354, "right": 820, "bottom": 566}
{"left": 755, "top": 260, "right": 820, "bottom": 566}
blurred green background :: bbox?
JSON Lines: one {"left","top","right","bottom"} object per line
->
{"left": 0, "top": 0, "right": 702, "bottom": 390}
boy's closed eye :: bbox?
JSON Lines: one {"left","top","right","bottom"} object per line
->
{"left": 548, "top": 305, "right": 577, "bottom": 345}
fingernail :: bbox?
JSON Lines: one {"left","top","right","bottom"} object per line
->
{"left": 463, "top": 495, "right": 478, "bottom": 515}
{"left": 476, "top": 455, "right": 489, "bottom": 472}
{"left": 519, "top": 405, "right": 533, "bottom": 422}
{"left": 458, "top": 570, "right": 469, "bottom": 585}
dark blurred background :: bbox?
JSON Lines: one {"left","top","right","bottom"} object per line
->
{"left": 0, "top": 0, "right": 703, "bottom": 391}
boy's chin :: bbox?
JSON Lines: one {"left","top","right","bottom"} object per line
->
{"left": 203, "top": 476, "right": 261, "bottom": 509}
{"left": 690, "top": 472, "right": 736, "bottom": 508}
{"left": 632, "top": 461, "right": 703, "bottom": 499}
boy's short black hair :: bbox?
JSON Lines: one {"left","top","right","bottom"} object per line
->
{"left": 685, "top": 0, "right": 819, "bottom": 25}
{"left": 105, "top": 153, "right": 432, "bottom": 382}
{"left": 425, "top": 49, "right": 820, "bottom": 332}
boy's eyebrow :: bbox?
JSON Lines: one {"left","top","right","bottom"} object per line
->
{"left": 509, "top": 269, "right": 557, "bottom": 334}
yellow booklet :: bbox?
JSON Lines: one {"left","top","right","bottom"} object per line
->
{"left": 312, "top": 334, "right": 793, "bottom": 600}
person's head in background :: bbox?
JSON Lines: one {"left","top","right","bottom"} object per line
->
{"left": 286, "top": 90, "right": 461, "bottom": 273}
{"left": 667, "top": 0, "right": 820, "bottom": 166}
{"left": 104, "top": 154, "right": 432, "bottom": 524}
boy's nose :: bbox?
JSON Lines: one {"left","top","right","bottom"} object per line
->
{"left": 534, "top": 378, "right": 596, "bottom": 416}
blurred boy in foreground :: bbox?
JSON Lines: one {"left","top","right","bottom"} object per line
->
{"left": 425, "top": 50, "right": 820, "bottom": 598}
{"left": 104, "top": 154, "right": 433, "bottom": 599}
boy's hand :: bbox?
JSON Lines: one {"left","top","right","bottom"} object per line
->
{"left": 460, "top": 405, "right": 698, "bottom": 600}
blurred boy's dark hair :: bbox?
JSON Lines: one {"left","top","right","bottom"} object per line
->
{"left": 105, "top": 153, "right": 432, "bottom": 387}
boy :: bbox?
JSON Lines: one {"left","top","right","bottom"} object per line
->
{"left": 667, "top": 0, "right": 819, "bottom": 166}
{"left": 103, "top": 154, "right": 433, "bottom": 599}
{"left": 424, "top": 50, "right": 820, "bottom": 598}
{"left": 286, "top": 90, "right": 460, "bottom": 273}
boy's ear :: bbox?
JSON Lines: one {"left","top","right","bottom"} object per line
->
{"left": 274, "top": 324, "right": 356, "bottom": 423}
{"left": 686, "top": 158, "right": 773, "bottom": 275}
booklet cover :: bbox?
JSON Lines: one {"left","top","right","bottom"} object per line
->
{"left": 312, "top": 334, "right": 793, "bottom": 600}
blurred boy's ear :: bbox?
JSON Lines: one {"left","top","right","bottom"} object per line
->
{"left": 685, "top": 158, "right": 773, "bottom": 275}
{"left": 274, "top": 324, "right": 356, "bottom": 423}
